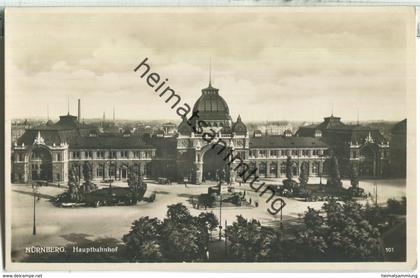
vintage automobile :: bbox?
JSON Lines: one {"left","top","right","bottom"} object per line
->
{"left": 83, "top": 186, "right": 146, "bottom": 207}
{"left": 157, "top": 177, "right": 171, "bottom": 184}
{"left": 60, "top": 202, "right": 86, "bottom": 208}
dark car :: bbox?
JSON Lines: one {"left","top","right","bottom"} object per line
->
{"left": 83, "top": 186, "right": 144, "bottom": 207}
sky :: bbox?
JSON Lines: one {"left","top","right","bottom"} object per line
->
{"left": 5, "top": 7, "right": 415, "bottom": 122}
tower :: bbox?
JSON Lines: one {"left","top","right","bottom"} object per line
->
{"left": 78, "top": 99, "right": 81, "bottom": 123}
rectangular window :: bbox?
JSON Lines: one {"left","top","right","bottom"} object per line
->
{"left": 281, "top": 150, "right": 287, "bottom": 156}
{"left": 292, "top": 150, "right": 298, "bottom": 156}
{"left": 57, "top": 153, "right": 62, "bottom": 161}
{"left": 96, "top": 151, "right": 104, "bottom": 159}
{"left": 312, "top": 150, "right": 317, "bottom": 156}
{"left": 270, "top": 150, "right": 277, "bottom": 157}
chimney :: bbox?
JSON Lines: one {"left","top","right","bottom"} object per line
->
{"left": 78, "top": 99, "right": 81, "bottom": 123}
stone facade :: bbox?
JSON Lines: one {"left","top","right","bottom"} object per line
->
{"left": 12, "top": 83, "right": 330, "bottom": 185}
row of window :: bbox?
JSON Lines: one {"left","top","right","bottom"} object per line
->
{"left": 16, "top": 152, "right": 63, "bottom": 162}
{"left": 249, "top": 149, "right": 325, "bottom": 158}
{"left": 351, "top": 149, "right": 389, "bottom": 159}
{"left": 238, "top": 161, "right": 322, "bottom": 176}
{"left": 70, "top": 150, "right": 154, "bottom": 160}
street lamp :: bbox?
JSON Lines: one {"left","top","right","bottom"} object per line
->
{"left": 218, "top": 170, "right": 223, "bottom": 241}
{"left": 319, "top": 154, "right": 324, "bottom": 185}
{"left": 32, "top": 182, "right": 39, "bottom": 235}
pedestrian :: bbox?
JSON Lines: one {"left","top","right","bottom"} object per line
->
{"left": 185, "top": 182, "right": 187, "bottom": 188}
{"left": 249, "top": 198, "right": 252, "bottom": 204}
{"left": 255, "top": 201, "right": 259, "bottom": 207}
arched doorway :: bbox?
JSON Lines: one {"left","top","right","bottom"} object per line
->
{"left": 359, "top": 145, "right": 377, "bottom": 177}
{"left": 202, "top": 144, "right": 230, "bottom": 182}
{"left": 30, "top": 147, "right": 52, "bottom": 181}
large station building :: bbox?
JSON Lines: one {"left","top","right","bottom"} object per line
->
{"left": 296, "top": 115, "right": 391, "bottom": 178}
{"left": 12, "top": 82, "right": 393, "bottom": 185}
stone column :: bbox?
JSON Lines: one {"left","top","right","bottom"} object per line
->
{"left": 266, "top": 161, "right": 270, "bottom": 177}
{"left": 255, "top": 162, "right": 260, "bottom": 177}
{"left": 104, "top": 164, "right": 109, "bottom": 179}
{"left": 24, "top": 162, "right": 30, "bottom": 183}
{"left": 140, "top": 162, "right": 145, "bottom": 177}
{"left": 193, "top": 151, "right": 203, "bottom": 184}
{"left": 194, "top": 162, "right": 203, "bottom": 184}
{"left": 229, "top": 163, "right": 237, "bottom": 183}
{"left": 116, "top": 165, "right": 120, "bottom": 180}
{"left": 277, "top": 161, "right": 281, "bottom": 178}
{"left": 308, "top": 161, "right": 312, "bottom": 176}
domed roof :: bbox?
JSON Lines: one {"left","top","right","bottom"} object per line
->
{"left": 192, "top": 83, "right": 231, "bottom": 121}
{"left": 232, "top": 115, "right": 247, "bottom": 135}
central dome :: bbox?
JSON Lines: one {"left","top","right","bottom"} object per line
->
{"left": 193, "top": 83, "right": 231, "bottom": 121}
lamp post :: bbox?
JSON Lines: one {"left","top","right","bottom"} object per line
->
{"left": 32, "top": 182, "right": 39, "bottom": 235}
{"left": 219, "top": 194, "right": 223, "bottom": 241}
{"left": 319, "top": 155, "right": 324, "bottom": 185}
{"left": 374, "top": 181, "right": 378, "bottom": 206}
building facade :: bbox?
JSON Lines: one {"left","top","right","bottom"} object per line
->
{"left": 390, "top": 119, "right": 407, "bottom": 177}
{"left": 297, "top": 115, "right": 391, "bottom": 178}
{"left": 12, "top": 82, "right": 330, "bottom": 184}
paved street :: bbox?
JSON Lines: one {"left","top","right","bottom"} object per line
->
{"left": 11, "top": 178, "right": 405, "bottom": 260}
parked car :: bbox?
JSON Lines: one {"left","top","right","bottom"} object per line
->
{"left": 83, "top": 186, "right": 145, "bottom": 207}
{"left": 157, "top": 177, "right": 171, "bottom": 184}
{"left": 60, "top": 202, "right": 86, "bottom": 208}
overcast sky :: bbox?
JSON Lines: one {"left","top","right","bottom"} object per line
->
{"left": 6, "top": 7, "right": 414, "bottom": 122}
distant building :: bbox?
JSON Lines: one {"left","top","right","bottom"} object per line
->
{"left": 390, "top": 119, "right": 407, "bottom": 177}
{"left": 297, "top": 115, "right": 391, "bottom": 178}
{"left": 162, "top": 122, "right": 177, "bottom": 136}
{"left": 11, "top": 121, "right": 31, "bottom": 144}
{"left": 260, "top": 123, "right": 294, "bottom": 136}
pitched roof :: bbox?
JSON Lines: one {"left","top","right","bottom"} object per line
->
{"left": 250, "top": 135, "right": 328, "bottom": 149}
{"left": 17, "top": 129, "right": 79, "bottom": 146}
{"left": 71, "top": 134, "right": 154, "bottom": 149}
{"left": 391, "top": 119, "right": 407, "bottom": 134}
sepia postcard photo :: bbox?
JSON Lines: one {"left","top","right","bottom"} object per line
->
{"left": 4, "top": 7, "right": 416, "bottom": 271}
